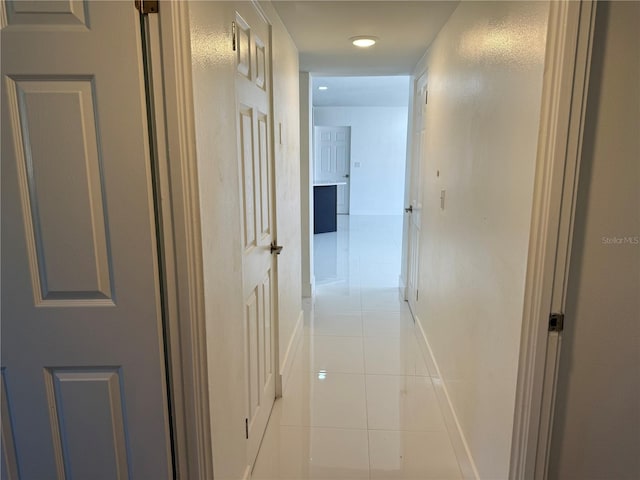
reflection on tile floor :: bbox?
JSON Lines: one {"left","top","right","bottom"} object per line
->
{"left": 252, "top": 215, "right": 463, "bottom": 480}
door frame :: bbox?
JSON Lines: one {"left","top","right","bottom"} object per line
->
{"left": 402, "top": 71, "right": 427, "bottom": 307}
{"left": 152, "top": 1, "right": 600, "bottom": 478}
{"left": 147, "top": 3, "right": 213, "bottom": 479}
{"left": 400, "top": 72, "right": 419, "bottom": 299}
{"left": 510, "top": 1, "right": 597, "bottom": 478}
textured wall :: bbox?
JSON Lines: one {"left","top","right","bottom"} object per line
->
{"left": 299, "top": 72, "right": 313, "bottom": 297}
{"left": 189, "top": 2, "right": 246, "bottom": 477}
{"left": 262, "top": 0, "right": 304, "bottom": 381}
{"left": 411, "top": 2, "right": 549, "bottom": 477}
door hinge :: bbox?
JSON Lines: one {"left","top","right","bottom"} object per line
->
{"left": 425, "top": 90, "right": 428, "bottom": 105}
{"left": 245, "top": 418, "right": 248, "bottom": 439}
{"left": 549, "top": 313, "right": 564, "bottom": 332}
{"left": 232, "top": 21, "right": 237, "bottom": 51}
{"left": 135, "top": 0, "right": 158, "bottom": 14}
{"left": 416, "top": 289, "right": 419, "bottom": 302}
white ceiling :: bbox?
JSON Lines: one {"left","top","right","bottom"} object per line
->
{"left": 272, "top": 1, "right": 459, "bottom": 75}
{"left": 312, "top": 76, "right": 410, "bottom": 106}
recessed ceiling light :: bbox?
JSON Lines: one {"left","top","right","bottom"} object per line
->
{"left": 318, "top": 86, "right": 328, "bottom": 90}
{"left": 351, "top": 36, "right": 377, "bottom": 48}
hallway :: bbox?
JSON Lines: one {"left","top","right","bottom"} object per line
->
{"left": 252, "top": 216, "right": 465, "bottom": 479}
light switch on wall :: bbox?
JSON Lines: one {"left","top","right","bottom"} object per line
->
{"left": 354, "top": 162, "right": 361, "bottom": 168}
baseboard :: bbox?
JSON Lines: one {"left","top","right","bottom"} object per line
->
{"left": 242, "top": 464, "right": 251, "bottom": 480}
{"left": 278, "top": 309, "right": 304, "bottom": 396}
{"left": 413, "top": 316, "right": 481, "bottom": 480}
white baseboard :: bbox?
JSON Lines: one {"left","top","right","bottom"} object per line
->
{"left": 278, "top": 309, "right": 304, "bottom": 396}
{"left": 413, "top": 316, "right": 480, "bottom": 480}
{"left": 242, "top": 464, "right": 251, "bottom": 480}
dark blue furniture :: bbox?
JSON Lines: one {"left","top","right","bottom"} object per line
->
{"left": 314, "top": 184, "right": 337, "bottom": 234}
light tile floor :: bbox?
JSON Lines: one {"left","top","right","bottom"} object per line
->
{"left": 252, "top": 215, "right": 463, "bottom": 480}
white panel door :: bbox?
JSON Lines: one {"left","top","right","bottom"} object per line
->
{"left": 234, "top": 3, "right": 277, "bottom": 469}
{"left": 314, "top": 126, "right": 351, "bottom": 214}
{"left": 1, "top": 2, "right": 172, "bottom": 479}
{"left": 406, "top": 74, "right": 427, "bottom": 313}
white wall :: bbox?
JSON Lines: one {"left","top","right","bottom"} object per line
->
{"left": 299, "top": 72, "right": 313, "bottom": 297}
{"left": 548, "top": 2, "right": 640, "bottom": 478}
{"left": 267, "top": 1, "right": 304, "bottom": 384}
{"left": 188, "top": 2, "right": 301, "bottom": 478}
{"left": 410, "top": 2, "right": 550, "bottom": 478}
{"left": 314, "top": 106, "right": 408, "bottom": 216}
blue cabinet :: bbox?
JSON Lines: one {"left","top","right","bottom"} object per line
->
{"left": 314, "top": 185, "right": 337, "bottom": 234}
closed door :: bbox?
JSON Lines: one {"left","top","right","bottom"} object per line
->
{"left": 315, "top": 126, "right": 351, "bottom": 214}
{"left": 406, "top": 74, "right": 427, "bottom": 313}
{"left": 234, "top": 3, "right": 277, "bottom": 469}
{"left": 1, "top": 2, "right": 172, "bottom": 479}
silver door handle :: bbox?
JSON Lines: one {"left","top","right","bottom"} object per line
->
{"left": 270, "top": 242, "right": 283, "bottom": 255}
{"left": 404, "top": 205, "right": 413, "bottom": 213}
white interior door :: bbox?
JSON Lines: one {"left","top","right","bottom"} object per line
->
{"left": 234, "top": 3, "right": 277, "bottom": 469}
{"left": 315, "top": 126, "right": 351, "bottom": 214}
{"left": 406, "top": 74, "right": 428, "bottom": 313}
{"left": 1, "top": 2, "right": 172, "bottom": 478}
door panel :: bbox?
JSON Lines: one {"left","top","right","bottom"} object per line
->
{"left": 9, "top": 78, "right": 112, "bottom": 303}
{"left": 314, "top": 126, "right": 351, "bottom": 214}
{"left": 45, "top": 368, "right": 129, "bottom": 479}
{"left": 234, "top": 3, "right": 277, "bottom": 469}
{"left": 5, "top": 0, "right": 88, "bottom": 27}
{"left": 1, "top": 2, "right": 172, "bottom": 478}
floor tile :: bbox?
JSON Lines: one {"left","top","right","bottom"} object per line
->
{"left": 314, "top": 294, "right": 362, "bottom": 314}
{"left": 278, "top": 372, "right": 368, "bottom": 430}
{"left": 252, "top": 425, "right": 370, "bottom": 479}
{"left": 306, "top": 312, "right": 363, "bottom": 337}
{"left": 254, "top": 215, "right": 465, "bottom": 479}
{"left": 363, "top": 310, "right": 414, "bottom": 338}
{"left": 368, "top": 430, "right": 462, "bottom": 479}
{"left": 361, "top": 288, "right": 406, "bottom": 312}
{"left": 304, "top": 336, "right": 365, "bottom": 374}
{"left": 364, "top": 336, "right": 430, "bottom": 376}
{"left": 359, "top": 268, "right": 401, "bottom": 288}
{"left": 315, "top": 283, "right": 361, "bottom": 297}
{"left": 365, "top": 375, "right": 447, "bottom": 432}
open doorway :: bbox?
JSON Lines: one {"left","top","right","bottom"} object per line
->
{"left": 309, "top": 75, "right": 411, "bottom": 289}
{"left": 253, "top": 73, "right": 469, "bottom": 479}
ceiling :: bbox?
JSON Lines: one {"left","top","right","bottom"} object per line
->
{"left": 312, "top": 76, "right": 410, "bottom": 106}
{"left": 272, "top": 1, "right": 459, "bottom": 75}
